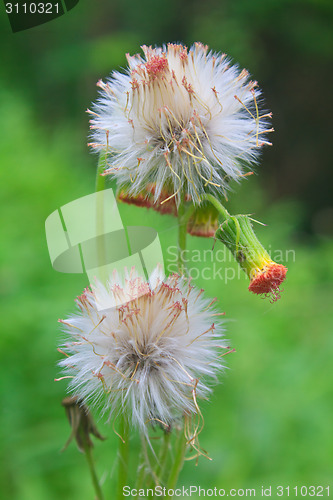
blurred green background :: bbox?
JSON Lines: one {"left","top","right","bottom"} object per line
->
{"left": 1, "top": 0, "right": 333, "bottom": 498}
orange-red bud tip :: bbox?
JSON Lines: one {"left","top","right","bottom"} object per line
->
{"left": 248, "top": 263, "right": 287, "bottom": 302}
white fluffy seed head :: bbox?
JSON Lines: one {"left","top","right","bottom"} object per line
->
{"left": 88, "top": 42, "right": 272, "bottom": 205}
{"left": 58, "top": 268, "right": 228, "bottom": 433}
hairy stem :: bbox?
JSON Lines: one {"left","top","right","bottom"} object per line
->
{"left": 146, "top": 430, "right": 171, "bottom": 489}
{"left": 135, "top": 446, "right": 147, "bottom": 491}
{"left": 165, "top": 431, "right": 187, "bottom": 497}
{"left": 156, "top": 431, "right": 171, "bottom": 485}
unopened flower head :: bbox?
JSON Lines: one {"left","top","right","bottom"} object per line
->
{"left": 88, "top": 43, "right": 272, "bottom": 206}
{"left": 118, "top": 183, "right": 217, "bottom": 237}
{"left": 187, "top": 202, "right": 219, "bottom": 238}
{"left": 117, "top": 182, "right": 185, "bottom": 216}
{"left": 58, "top": 268, "right": 228, "bottom": 435}
{"left": 248, "top": 261, "right": 287, "bottom": 300}
{"left": 216, "top": 215, "right": 287, "bottom": 302}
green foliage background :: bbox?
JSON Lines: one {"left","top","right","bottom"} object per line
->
{"left": 0, "top": 1, "right": 333, "bottom": 498}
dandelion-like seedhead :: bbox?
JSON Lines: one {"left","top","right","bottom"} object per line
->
{"left": 58, "top": 268, "right": 228, "bottom": 435}
{"left": 88, "top": 42, "right": 272, "bottom": 206}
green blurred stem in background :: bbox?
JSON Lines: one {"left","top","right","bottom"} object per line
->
{"left": 166, "top": 430, "right": 188, "bottom": 497}
{"left": 81, "top": 436, "right": 105, "bottom": 500}
{"left": 95, "top": 153, "right": 107, "bottom": 193}
{"left": 95, "top": 153, "right": 107, "bottom": 283}
{"left": 177, "top": 192, "right": 187, "bottom": 275}
{"left": 155, "top": 430, "right": 171, "bottom": 486}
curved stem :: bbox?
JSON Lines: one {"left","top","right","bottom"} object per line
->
{"left": 82, "top": 440, "right": 104, "bottom": 500}
{"left": 200, "top": 194, "right": 230, "bottom": 222}
{"left": 116, "top": 414, "right": 130, "bottom": 500}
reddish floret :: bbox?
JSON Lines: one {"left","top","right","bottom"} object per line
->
{"left": 248, "top": 263, "right": 287, "bottom": 302}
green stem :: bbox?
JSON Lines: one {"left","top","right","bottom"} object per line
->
{"left": 138, "top": 434, "right": 160, "bottom": 489}
{"left": 95, "top": 153, "right": 107, "bottom": 283}
{"left": 201, "top": 194, "right": 230, "bottom": 222}
{"left": 146, "top": 430, "right": 171, "bottom": 489}
{"left": 165, "top": 431, "right": 187, "bottom": 497}
{"left": 177, "top": 194, "right": 188, "bottom": 275}
{"left": 156, "top": 431, "right": 171, "bottom": 485}
{"left": 116, "top": 414, "right": 130, "bottom": 500}
{"left": 82, "top": 440, "right": 105, "bottom": 500}
{"left": 95, "top": 153, "right": 107, "bottom": 192}
{"left": 135, "top": 447, "right": 147, "bottom": 491}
